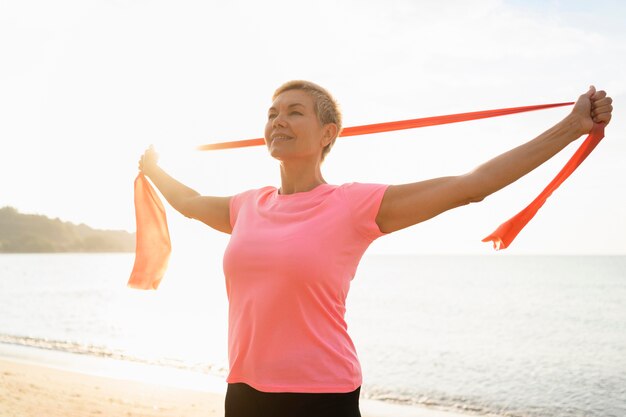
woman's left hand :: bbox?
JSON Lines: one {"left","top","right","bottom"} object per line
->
{"left": 570, "top": 86, "right": 613, "bottom": 137}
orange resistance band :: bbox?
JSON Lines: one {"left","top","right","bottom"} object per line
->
{"left": 130, "top": 102, "right": 605, "bottom": 289}
{"left": 128, "top": 173, "right": 171, "bottom": 290}
{"left": 483, "top": 122, "right": 605, "bottom": 249}
{"left": 197, "top": 102, "right": 574, "bottom": 151}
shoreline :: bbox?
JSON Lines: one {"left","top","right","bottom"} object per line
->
{"left": 0, "top": 343, "right": 478, "bottom": 417}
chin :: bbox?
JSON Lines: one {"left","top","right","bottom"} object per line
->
{"left": 268, "top": 147, "right": 288, "bottom": 162}
{"left": 268, "top": 142, "right": 294, "bottom": 159}
{"left": 267, "top": 145, "right": 316, "bottom": 163}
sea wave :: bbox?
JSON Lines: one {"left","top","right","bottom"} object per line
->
{"left": 1, "top": 333, "right": 500, "bottom": 416}
{"left": 364, "top": 386, "right": 522, "bottom": 417}
{"left": 0, "top": 333, "right": 227, "bottom": 377}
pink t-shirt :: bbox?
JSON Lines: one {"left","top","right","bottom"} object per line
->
{"left": 223, "top": 182, "right": 389, "bottom": 393}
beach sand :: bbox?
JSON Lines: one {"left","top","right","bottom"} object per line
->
{"left": 0, "top": 359, "right": 222, "bottom": 417}
{"left": 0, "top": 358, "right": 474, "bottom": 417}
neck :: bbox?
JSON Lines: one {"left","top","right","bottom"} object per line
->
{"left": 278, "top": 158, "right": 326, "bottom": 195}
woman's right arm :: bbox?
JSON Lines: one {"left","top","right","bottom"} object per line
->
{"left": 138, "top": 146, "right": 232, "bottom": 234}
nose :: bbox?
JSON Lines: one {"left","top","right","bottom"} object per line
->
{"left": 272, "top": 112, "right": 287, "bottom": 128}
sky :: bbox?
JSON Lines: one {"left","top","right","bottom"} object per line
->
{"left": 1, "top": 0, "right": 625, "bottom": 255}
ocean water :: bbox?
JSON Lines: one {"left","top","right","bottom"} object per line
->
{"left": 0, "top": 253, "right": 624, "bottom": 417}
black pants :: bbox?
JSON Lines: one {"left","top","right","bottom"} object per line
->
{"left": 225, "top": 383, "right": 361, "bottom": 417}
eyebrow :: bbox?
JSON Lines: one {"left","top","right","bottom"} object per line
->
{"left": 268, "top": 103, "right": 306, "bottom": 112}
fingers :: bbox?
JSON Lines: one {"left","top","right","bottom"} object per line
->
{"left": 138, "top": 145, "right": 159, "bottom": 173}
{"left": 593, "top": 108, "right": 612, "bottom": 124}
{"left": 139, "top": 146, "right": 158, "bottom": 161}
{"left": 591, "top": 97, "right": 612, "bottom": 114}
{"left": 591, "top": 89, "right": 606, "bottom": 100}
{"left": 138, "top": 154, "right": 146, "bottom": 171}
{"left": 591, "top": 93, "right": 613, "bottom": 124}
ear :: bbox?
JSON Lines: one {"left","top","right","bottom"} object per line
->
{"left": 321, "top": 123, "right": 338, "bottom": 147}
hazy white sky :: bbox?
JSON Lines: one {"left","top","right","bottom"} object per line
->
{"left": 1, "top": 0, "right": 625, "bottom": 254}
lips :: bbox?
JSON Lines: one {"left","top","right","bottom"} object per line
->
{"left": 271, "top": 134, "right": 293, "bottom": 142}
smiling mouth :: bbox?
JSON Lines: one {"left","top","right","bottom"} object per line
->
{"left": 272, "top": 135, "right": 293, "bottom": 142}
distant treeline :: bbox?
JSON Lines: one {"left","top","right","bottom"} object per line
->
{"left": 0, "top": 206, "right": 135, "bottom": 253}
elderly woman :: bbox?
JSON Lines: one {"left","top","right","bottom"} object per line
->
{"left": 138, "top": 80, "right": 612, "bottom": 417}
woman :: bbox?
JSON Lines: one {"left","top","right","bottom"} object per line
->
{"left": 138, "top": 80, "right": 612, "bottom": 417}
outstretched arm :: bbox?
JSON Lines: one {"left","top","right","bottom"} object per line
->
{"left": 139, "top": 146, "right": 232, "bottom": 234}
{"left": 375, "top": 86, "right": 613, "bottom": 234}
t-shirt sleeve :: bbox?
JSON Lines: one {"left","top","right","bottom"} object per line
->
{"left": 229, "top": 189, "right": 256, "bottom": 230}
{"left": 340, "top": 182, "right": 390, "bottom": 241}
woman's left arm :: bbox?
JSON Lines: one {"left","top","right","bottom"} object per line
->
{"left": 376, "top": 86, "right": 613, "bottom": 234}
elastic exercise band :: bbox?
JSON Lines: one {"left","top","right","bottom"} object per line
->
{"left": 128, "top": 173, "right": 171, "bottom": 290}
{"left": 197, "top": 100, "right": 607, "bottom": 250}
{"left": 197, "top": 102, "right": 574, "bottom": 151}
{"left": 482, "top": 123, "right": 605, "bottom": 249}
{"left": 130, "top": 101, "right": 606, "bottom": 289}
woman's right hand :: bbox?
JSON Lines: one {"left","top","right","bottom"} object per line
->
{"left": 138, "top": 145, "right": 159, "bottom": 177}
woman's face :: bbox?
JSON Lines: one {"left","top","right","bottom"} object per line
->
{"left": 264, "top": 89, "right": 331, "bottom": 162}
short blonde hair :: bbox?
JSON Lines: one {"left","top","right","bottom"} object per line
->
{"left": 272, "top": 80, "right": 342, "bottom": 162}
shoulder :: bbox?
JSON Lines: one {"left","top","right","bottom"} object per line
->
{"left": 232, "top": 186, "right": 275, "bottom": 200}
{"left": 338, "top": 182, "right": 390, "bottom": 199}
{"left": 336, "top": 183, "right": 390, "bottom": 240}
{"left": 229, "top": 186, "right": 277, "bottom": 228}
{"left": 337, "top": 183, "right": 390, "bottom": 214}
{"left": 230, "top": 186, "right": 276, "bottom": 210}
